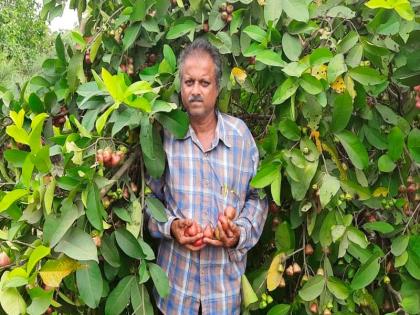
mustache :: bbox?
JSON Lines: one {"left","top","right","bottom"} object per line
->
{"left": 188, "top": 95, "right": 203, "bottom": 102}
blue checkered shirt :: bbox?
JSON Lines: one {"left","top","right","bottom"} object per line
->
{"left": 147, "top": 111, "right": 268, "bottom": 315}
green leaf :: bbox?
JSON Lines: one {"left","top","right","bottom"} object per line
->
{"left": 131, "top": 0, "right": 146, "bottom": 21}
{"left": 282, "top": 0, "right": 309, "bottom": 22}
{"left": 327, "top": 276, "right": 350, "bottom": 300}
{"left": 163, "top": 44, "right": 176, "bottom": 71}
{"left": 282, "top": 33, "right": 302, "bottom": 61}
{"left": 142, "top": 123, "right": 166, "bottom": 179}
{"left": 327, "top": 54, "right": 347, "bottom": 83}
{"left": 407, "top": 128, "right": 420, "bottom": 163}
{"left": 335, "top": 130, "right": 369, "bottom": 169}
{"left": 55, "top": 34, "right": 66, "bottom": 62}
{"left": 298, "top": 275, "right": 325, "bottom": 301}
{"left": 364, "top": 126, "right": 388, "bottom": 150}
{"left": 145, "top": 197, "right": 168, "bottom": 223}
{"left": 105, "top": 276, "right": 136, "bottom": 315}
{"left": 348, "top": 67, "right": 386, "bottom": 85}
{"left": 138, "top": 239, "right": 155, "bottom": 260}
{"left": 6, "top": 125, "right": 29, "bottom": 145}
{"left": 241, "top": 274, "right": 258, "bottom": 308}
{"left": 148, "top": 263, "right": 170, "bottom": 298}
{"left": 115, "top": 229, "right": 144, "bottom": 259}
{"left": 299, "top": 74, "right": 323, "bottom": 94}
{"left": 76, "top": 261, "right": 103, "bottom": 308}
{"left": 278, "top": 118, "right": 301, "bottom": 141}
{"left": 243, "top": 25, "right": 267, "bottom": 43}
{"left": 0, "top": 281, "right": 26, "bottom": 315}
{"left": 275, "top": 221, "right": 295, "bottom": 253}
{"left": 155, "top": 109, "right": 189, "bottom": 139}
{"left": 3, "top": 150, "right": 28, "bottom": 167}
{"left": 0, "top": 189, "right": 28, "bottom": 213}
{"left": 39, "top": 256, "right": 80, "bottom": 288}
{"left": 391, "top": 235, "right": 409, "bottom": 256}
{"left": 96, "top": 103, "right": 120, "bottom": 135}
{"left": 387, "top": 126, "right": 404, "bottom": 161}
{"left": 331, "top": 91, "right": 353, "bottom": 133}
{"left": 378, "top": 154, "right": 396, "bottom": 172}
{"left": 319, "top": 174, "right": 340, "bottom": 208}
{"left": 123, "top": 23, "right": 141, "bottom": 50}
{"left": 55, "top": 228, "right": 98, "bottom": 262}
{"left": 264, "top": 0, "right": 283, "bottom": 26}
{"left": 337, "top": 31, "right": 359, "bottom": 54}
{"left": 27, "top": 245, "right": 50, "bottom": 275}
{"left": 130, "top": 282, "right": 154, "bottom": 315}
{"left": 70, "top": 31, "right": 86, "bottom": 50}
{"left": 310, "top": 48, "right": 333, "bottom": 66}
{"left": 28, "top": 93, "right": 44, "bottom": 113}
{"left": 363, "top": 221, "right": 394, "bottom": 233}
{"left": 272, "top": 78, "right": 299, "bottom": 104}
{"left": 166, "top": 20, "right": 196, "bottom": 39}
{"left": 90, "top": 34, "right": 102, "bottom": 63}
{"left": 27, "top": 287, "right": 54, "bottom": 315}
{"left": 320, "top": 211, "right": 336, "bottom": 247}
{"left": 267, "top": 304, "right": 291, "bottom": 315}
{"left": 100, "top": 233, "right": 121, "bottom": 268}
{"left": 271, "top": 173, "right": 282, "bottom": 206}
{"left": 256, "top": 49, "right": 286, "bottom": 67}
{"left": 351, "top": 254, "right": 380, "bottom": 289}
{"left": 250, "top": 163, "right": 281, "bottom": 189}
{"left": 86, "top": 183, "right": 105, "bottom": 231}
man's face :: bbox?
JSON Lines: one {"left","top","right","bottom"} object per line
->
{"left": 180, "top": 52, "right": 219, "bottom": 120}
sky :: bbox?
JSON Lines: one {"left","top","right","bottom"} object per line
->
{"left": 36, "top": 0, "right": 79, "bottom": 32}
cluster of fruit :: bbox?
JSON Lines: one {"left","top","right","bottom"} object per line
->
{"left": 109, "top": 23, "right": 127, "bottom": 43}
{"left": 184, "top": 206, "right": 237, "bottom": 247}
{"left": 258, "top": 292, "right": 273, "bottom": 309}
{"left": 101, "top": 182, "right": 137, "bottom": 209}
{"left": 120, "top": 57, "right": 134, "bottom": 75}
{"left": 415, "top": 85, "right": 420, "bottom": 108}
{"left": 219, "top": 3, "right": 234, "bottom": 23}
{"left": 52, "top": 106, "right": 68, "bottom": 127}
{"left": 96, "top": 145, "right": 127, "bottom": 168}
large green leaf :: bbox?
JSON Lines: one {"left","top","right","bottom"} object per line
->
{"left": 298, "top": 275, "right": 325, "bottom": 301}
{"left": 100, "top": 233, "right": 121, "bottom": 268}
{"left": 407, "top": 128, "right": 420, "bottom": 162}
{"left": 348, "top": 67, "right": 386, "bottom": 85}
{"left": 282, "top": 0, "right": 309, "bottom": 22}
{"left": 166, "top": 20, "right": 196, "bottom": 39}
{"left": 351, "top": 254, "right": 381, "bottom": 289}
{"left": 327, "top": 276, "right": 351, "bottom": 300}
{"left": 243, "top": 25, "right": 267, "bottom": 43}
{"left": 331, "top": 91, "right": 353, "bottom": 132}
{"left": 275, "top": 221, "right": 295, "bottom": 253}
{"left": 131, "top": 282, "right": 154, "bottom": 315}
{"left": 145, "top": 197, "right": 168, "bottom": 223}
{"left": 282, "top": 33, "right": 302, "bottom": 61}
{"left": 387, "top": 126, "right": 404, "bottom": 161}
{"left": 327, "top": 54, "right": 347, "bottom": 83}
{"left": 123, "top": 23, "right": 141, "bottom": 50}
{"left": 278, "top": 118, "right": 301, "bottom": 141}
{"left": 256, "top": 49, "right": 286, "bottom": 67}
{"left": 250, "top": 163, "right": 281, "bottom": 189}
{"left": 148, "top": 263, "right": 170, "bottom": 298}
{"left": 115, "top": 229, "right": 144, "bottom": 259}
{"left": 26, "top": 287, "right": 54, "bottom": 315}
{"left": 76, "top": 261, "right": 103, "bottom": 308}
{"left": 335, "top": 130, "right": 369, "bottom": 169}
{"left": 27, "top": 245, "right": 50, "bottom": 275}
{"left": 86, "top": 183, "right": 105, "bottom": 231}
{"left": 155, "top": 109, "right": 189, "bottom": 139}
{"left": 0, "top": 189, "right": 28, "bottom": 213}
{"left": 105, "top": 275, "right": 136, "bottom": 315}
{"left": 319, "top": 174, "right": 340, "bottom": 208}
{"left": 272, "top": 78, "right": 299, "bottom": 104}
{"left": 55, "top": 228, "right": 98, "bottom": 262}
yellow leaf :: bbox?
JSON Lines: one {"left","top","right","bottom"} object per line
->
{"left": 40, "top": 256, "right": 81, "bottom": 288}
{"left": 267, "top": 253, "right": 285, "bottom": 291}
{"left": 241, "top": 274, "right": 258, "bottom": 308}
{"left": 9, "top": 109, "right": 25, "bottom": 128}
{"left": 344, "top": 74, "right": 356, "bottom": 100}
{"left": 330, "top": 76, "right": 346, "bottom": 93}
{"left": 257, "top": 0, "right": 265, "bottom": 5}
{"left": 231, "top": 67, "right": 247, "bottom": 85}
{"left": 373, "top": 187, "right": 388, "bottom": 197}
{"left": 311, "top": 64, "right": 328, "bottom": 80}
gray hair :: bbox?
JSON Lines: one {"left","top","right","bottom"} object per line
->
{"left": 178, "top": 38, "right": 222, "bottom": 89}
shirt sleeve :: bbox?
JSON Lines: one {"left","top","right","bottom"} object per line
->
{"left": 227, "top": 133, "right": 268, "bottom": 262}
{"left": 145, "top": 176, "right": 178, "bottom": 240}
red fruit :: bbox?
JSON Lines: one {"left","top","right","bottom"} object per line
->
{"left": 292, "top": 262, "right": 301, "bottom": 274}
{"left": 203, "top": 225, "right": 213, "bottom": 238}
{"left": 285, "top": 265, "right": 294, "bottom": 276}
{"left": 130, "top": 182, "right": 138, "bottom": 193}
{"left": 226, "top": 4, "right": 234, "bottom": 14}
{"left": 221, "top": 11, "right": 228, "bottom": 21}
{"left": 218, "top": 214, "right": 229, "bottom": 230}
{"left": 45, "top": 306, "right": 53, "bottom": 314}
{"left": 111, "top": 152, "right": 122, "bottom": 167}
{"left": 269, "top": 201, "right": 279, "bottom": 214}
{"left": 305, "top": 244, "right": 314, "bottom": 256}
{"left": 185, "top": 223, "right": 198, "bottom": 236}
{"left": 0, "top": 252, "right": 11, "bottom": 267}
{"left": 193, "top": 238, "right": 203, "bottom": 247}
{"left": 92, "top": 236, "right": 102, "bottom": 247}
{"left": 310, "top": 302, "right": 318, "bottom": 314}
{"left": 226, "top": 14, "right": 232, "bottom": 23}
{"left": 102, "top": 148, "right": 112, "bottom": 167}
{"left": 224, "top": 206, "right": 236, "bottom": 220}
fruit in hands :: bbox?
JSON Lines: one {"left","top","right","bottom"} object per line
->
{"left": 224, "top": 205, "right": 236, "bottom": 220}
{"left": 203, "top": 225, "right": 213, "bottom": 238}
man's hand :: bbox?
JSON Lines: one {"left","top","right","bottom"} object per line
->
{"left": 204, "top": 220, "right": 240, "bottom": 248}
{"left": 170, "top": 219, "right": 206, "bottom": 251}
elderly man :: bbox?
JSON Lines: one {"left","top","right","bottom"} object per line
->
{"left": 147, "top": 38, "right": 268, "bottom": 315}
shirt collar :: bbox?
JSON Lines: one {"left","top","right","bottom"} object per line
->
{"left": 182, "top": 110, "right": 232, "bottom": 148}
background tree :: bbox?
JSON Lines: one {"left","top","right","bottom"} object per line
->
{"left": 0, "top": 0, "right": 420, "bottom": 315}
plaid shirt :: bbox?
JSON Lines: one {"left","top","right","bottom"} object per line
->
{"left": 147, "top": 111, "right": 268, "bottom": 315}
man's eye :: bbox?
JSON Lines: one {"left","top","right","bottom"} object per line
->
{"left": 185, "top": 80, "right": 193, "bottom": 85}
{"left": 201, "top": 81, "right": 209, "bottom": 87}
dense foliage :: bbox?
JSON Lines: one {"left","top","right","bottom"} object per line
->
{"left": 0, "top": 0, "right": 420, "bottom": 314}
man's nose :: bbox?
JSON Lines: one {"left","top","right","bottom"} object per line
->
{"left": 191, "top": 82, "right": 201, "bottom": 95}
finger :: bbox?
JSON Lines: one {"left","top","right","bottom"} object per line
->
{"left": 181, "top": 233, "right": 204, "bottom": 244}
{"left": 217, "top": 221, "right": 229, "bottom": 244}
{"left": 228, "top": 220, "right": 241, "bottom": 237}
{"left": 219, "top": 215, "right": 229, "bottom": 231}
{"left": 203, "top": 237, "right": 224, "bottom": 247}
{"left": 178, "top": 219, "right": 193, "bottom": 228}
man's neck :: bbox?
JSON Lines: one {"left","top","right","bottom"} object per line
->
{"left": 190, "top": 111, "right": 217, "bottom": 136}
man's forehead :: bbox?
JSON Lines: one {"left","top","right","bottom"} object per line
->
{"left": 182, "top": 52, "right": 216, "bottom": 76}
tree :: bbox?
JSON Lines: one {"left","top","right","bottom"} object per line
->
{"left": 0, "top": 0, "right": 419, "bottom": 314}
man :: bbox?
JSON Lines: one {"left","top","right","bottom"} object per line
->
{"left": 147, "top": 38, "right": 268, "bottom": 315}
